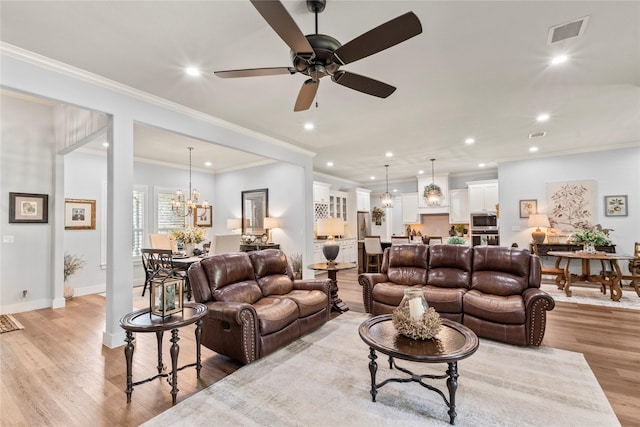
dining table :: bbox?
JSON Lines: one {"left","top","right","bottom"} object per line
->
{"left": 547, "top": 250, "right": 637, "bottom": 301}
{"left": 171, "top": 255, "right": 206, "bottom": 301}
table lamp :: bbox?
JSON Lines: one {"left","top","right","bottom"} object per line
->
{"left": 528, "top": 214, "right": 550, "bottom": 244}
{"left": 317, "top": 217, "right": 344, "bottom": 266}
{"left": 263, "top": 217, "right": 280, "bottom": 243}
{"left": 227, "top": 218, "right": 242, "bottom": 233}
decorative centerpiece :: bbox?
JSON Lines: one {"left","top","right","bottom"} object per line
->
{"left": 241, "top": 234, "right": 257, "bottom": 244}
{"left": 568, "top": 226, "right": 612, "bottom": 254}
{"left": 392, "top": 288, "right": 442, "bottom": 340}
{"left": 63, "top": 253, "right": 85, "bottom": 299}
{"left": 447, "top": 236, "right": 466, "bottom": 245}
{"left": 171, "top": 226, "right": 206, "bottom": 255}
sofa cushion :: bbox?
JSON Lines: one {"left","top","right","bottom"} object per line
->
{"left": 463, "top": 289, "right": 526, "bottom": 324}
{"left": 200, "top": 253, "right": 262, "bottom": 304}
{"left": 253, "top": 297, "right": 299, "bottom": 335}
{"left": 424, "top": 285, "right": 466, "bottom": 314}
{"left": 471, "top": 246, "right": 530, "bottom": 296}
{"left": 386, "top": 245, "right": 429, "bottom": 285}
{"left": 372, "top": 283, "right": 417, "bottom": 307}
{"left": 280, "top": 290, "right": 328, "bottom": 318}
{"left": 250, "top": 249, "right": 295, "bottom": 296}
{"left": 427, "top": 245, "right": 473, "bottom": 289}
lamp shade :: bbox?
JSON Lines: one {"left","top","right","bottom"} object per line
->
{"left": 264, "top": 217, "right": 280, "bottom": 229}
{"left": 227, "top": 218, "right": 242, "bottom": 230}
{"left": 317, "top": 217, "right": 344, "bottom": 237}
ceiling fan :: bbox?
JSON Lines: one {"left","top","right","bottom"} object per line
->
{"left": 214, "top": 0, "right": 422, "bottom": 111}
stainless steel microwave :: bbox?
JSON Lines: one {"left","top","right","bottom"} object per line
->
{"left": 470, "top": 213, "right": 498, "bottom": 230}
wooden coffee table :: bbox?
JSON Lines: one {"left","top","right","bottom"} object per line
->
{"left": 359, "top": 314, "right": 479, "bottom": 425}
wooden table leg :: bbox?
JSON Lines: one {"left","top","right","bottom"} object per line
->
{"left": 328, "top": 270, "right": 349, "bottom": 313}
{"left": 155, "top": 330, "right": 164, "bottom": 374}
{"left": 563, "top": 257, "right": 573, "bottom": 297}
{"left": 195, "top": 319, "right": 202, "bottom": 379}
{"left": 446, "top": 362, "right": 459, "bottom": 425}
{"left": 169, "top": 329, "right": 180, "bottom": 405}
{"left": 367, "top": 347, "right": 378, "bottom": 402}
{"left": 124, "top": 331, "right": 134, "bottom": 403}
{"left": 609, "top": 260, "right": 623, "bottom": 301}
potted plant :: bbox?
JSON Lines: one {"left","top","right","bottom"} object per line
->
{"left": 372, "top": 206, "right": 385, "bottom": 226}
{"left": 171, "top": 226, "right": 207, "bottom": 255}
{"left": 447, "top": 236, "right": 466, "bottom": 245}
{"left": 568, "top": 225, "right": 612, "bottom": 254}
{"left": 454, "top": 224, "right": 465, "bottom": 236}
{"left": 63, "top": 253, "right": 85, "bottom": 299}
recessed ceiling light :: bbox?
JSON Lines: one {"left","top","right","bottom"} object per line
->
{"left": 465, "top": 138, "right": 475, "bottom": 145}
{"left": 529, "top": 146, "right": 539, "bottom": 152}
{"left": 326, "top": 161, "right": 334, "bottom": 167}
{"left": 550, "top": 54, "right": 568, "bottom": 65}
{"left": 102, "top": 142, "right": 109, "bottom": 147}
{"left": 393, "top": 189, "right": 398, "bottom": 193}
{"left": 370, "top": 176, "right": 375, "bottom": 180}
{"left": 478, "top": 163, "right": 485, "bottom": 168}
{"left": 304, "top": 122, "right": 314, "bottom": 131}
{"left": 204, "top": 161, "right": 212, "bottom": 167}
{"left": 418, "top": 170, "right": 424, "bottom": 174}
{"left": 185, "top": 66, "right": 201, "bottom": 77}
{"left": 536, "top": 113, "right": 550, "bottom": 122}
{"left": 385, "top": 151, "right": 393, "bottom": 157}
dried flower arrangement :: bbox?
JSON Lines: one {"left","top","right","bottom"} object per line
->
{"left": 392, "top": 305, "right": 442, "bottom": 340}
{"left": 64, "top": 253, "right": 85, "bottom": 282}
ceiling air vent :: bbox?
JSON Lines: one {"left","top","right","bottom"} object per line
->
{"left": 529, "top": 132, "right": 546, "bottom": 139}
{"left": 547, "top": 16, "right": 589, "bottom": 45}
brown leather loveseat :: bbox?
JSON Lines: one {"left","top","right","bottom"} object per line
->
{"left": 359, "top": 244, "right": 555, "bottom": 346}
{"left": 188, "top": 249, "right": 331, "bottom": 364}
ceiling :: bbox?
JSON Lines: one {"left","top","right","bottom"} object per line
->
{"left": 1, "top": 1, "right": 639, "bottom": 185}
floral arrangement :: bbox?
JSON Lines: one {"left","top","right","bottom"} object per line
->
{"left": 423, "top": 183, "right": 442, "bottom": 199}
{"left": 392, "top": 305, "right": 442, "bottom": 340}
{"left": 64, "top": 253, "right": 85, "bottom": 281}
{"left": 171, "top": 226, "right": 206, "bottom": 244}
{"left": 241, "top": 234, "right": 257, "bottom": 244}
{"left": 371, "top": 206, "right": 385, "bottom": 225}
{"left": 568, "top": 227, "right": 611, "bottom": 246}
{"left": 447, "top": 236, "right": 466, "bottom": 245}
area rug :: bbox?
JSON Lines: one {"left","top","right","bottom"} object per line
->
{"left": 143, "top": 312, "right": 619, "bottom": 427}
{"left": 541, "top": 282, "right": 640, "bottom": 311}
{"left": 0, "top": 314, "right": 24, "bottom": 334}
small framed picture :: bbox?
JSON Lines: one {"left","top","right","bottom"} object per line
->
{"left": 195, "top": 205, "right": 212, "bottom": 227}
{"left": 9, "top": 192, "right": 49, "bottom": 223}
{"left": 519, "top": 199, "right": 537, "bottom": 218}
{"left": 604, "top": 195, "right": 627, "bottom": 217}
{"left": 65, "top": 199, "right": 96, "bottom": 230}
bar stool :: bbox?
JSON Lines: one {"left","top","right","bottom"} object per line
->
{"left": 364, "top": 236, "right": 384, "bottom": 273}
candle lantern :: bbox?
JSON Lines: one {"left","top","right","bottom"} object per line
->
{"left": 400, "top": 288, "right": 428, "bottom": 322}
{"left": 150, "top": 277, "right": 183, "bottom": 318}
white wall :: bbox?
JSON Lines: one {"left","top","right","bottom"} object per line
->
{"left": 499, "top": 146, "right": 640, "bottom": 253}
{"left": 1, "top": 94, "right": 55, "bottom": 312}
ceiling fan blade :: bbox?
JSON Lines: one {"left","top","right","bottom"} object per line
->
{"left": 250, "top": 0, "right": 315, "bottom": 60}
{"left": 214, "top": 67, "right": 296, "bottom": 78}
{"left": 294, "top": 79, "right": 319, "bottom": 112}
{"left": 332, "top": 71, "right": 396, "bottom": 98}
{"left": 332, "top": 12, "right": 422, "bottom": 66}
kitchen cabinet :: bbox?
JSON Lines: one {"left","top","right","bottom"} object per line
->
{"left": 401, "top": 192, "right": 419, "bottom": 224}
{"left": 448, "top": 189, "right": 469, "bottom": 224}
{"left": 467, "top": 180, "right": 499, "bottom": 212}
{"left": 313, "top": 181, "right": 331, "bottom": 223}
{"left": 313, "top": 239, "right": 357, "bottom": 265}
{"left": 356, "top": 188, "right": 371, "bottom": 212}
{"left": 330, "top": 190, "right": 349, "bottom": 222}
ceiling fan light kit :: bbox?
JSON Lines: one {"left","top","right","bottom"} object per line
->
{"left": 215, "top": 0, "right": 422, "bottom": 111}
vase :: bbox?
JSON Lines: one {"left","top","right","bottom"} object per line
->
{"left": 184, "top": 243, "right": 195, "bottom": 256}
{"left": 583, "top": 242, "right": 596, "bottom": 254}
{"left": 63, "top": 282, "right": 74, "bottom": 299}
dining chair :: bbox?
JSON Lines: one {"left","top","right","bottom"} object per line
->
{"left": 427, "top": 236, "right": 443, "bottom": 245}
{"left": 364, "top": 236, "right": 384, "bottom": 273}
{"left": 532, "top": 242, "right": 565, "bottom": 289}
{"left": 149, "top": 234, "right": 178, "bottom": 253}
{"left": 391, "top": 236, "right": 410, "bottom": 245}
{"left": 621, "top": 241, "right": 640, "bottom": 296}
{"left": 140, "top": 248, "right": 187, "bottom": 298}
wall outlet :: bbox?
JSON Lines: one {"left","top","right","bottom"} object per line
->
{"left": 21, "top": 289, "right": 28, "bottom": 298}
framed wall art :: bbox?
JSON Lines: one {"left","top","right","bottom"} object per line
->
{"left": 519, "top": 199, "right": 537, "bottom": 218}
{"left": 604, "top": 195, "right": 627, "bottom": 217}
{"left": 65, "top": 198, "right": 96, "bottom": 230}
{"left": 9, "top": 192, "right": 49, "bottom": 223}
{"left": 547, "top": 179, "right": 596, "bottom": 231}
{"left": 194, "top": 205, "right": 212, "bottom": 227}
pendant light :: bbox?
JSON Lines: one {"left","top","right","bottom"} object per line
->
{"left": 423, "top": 158, "right": 442, "bottom": 206}
{"left": 380, "top": 164, "right": 394, "bottom": 208}
{"left": 171, "top": 147, "right": 209, "bottom": 217}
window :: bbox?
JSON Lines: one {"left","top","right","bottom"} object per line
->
{"left": 156, "top": 189, "right": 185, "bottom": 234}
{"left": 132, "top": 189, "right": 145, "bottom": 257}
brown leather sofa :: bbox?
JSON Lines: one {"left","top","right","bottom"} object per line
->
{"left": 359, "top": 244, "right": 555, "bottom": 346}
{"left": 188, "top": 249, "right": 331, "bottom": 364}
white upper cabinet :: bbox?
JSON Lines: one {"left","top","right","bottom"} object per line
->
{"left": 467, "top": 180, "right": 499, "bottom": 212}
{"left": 313, "top": 181, "right": 331, "bottom": 204}
{"left": 448, "top": 189, "right": 469, "bottom": 223}
{"left": 401, "top": 193, "right": 419, "bottom": 224}
{"left": 355, "top": 188, "right": 371, "bottom": 212}
{"left": 330, "top": 190, "right": 349, "bottom": 222}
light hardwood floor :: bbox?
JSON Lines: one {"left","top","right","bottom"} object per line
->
{"left": 1, "top": 271, "right": 638, "bottom": 426}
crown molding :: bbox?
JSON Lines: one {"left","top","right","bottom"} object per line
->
{"left": 0, "top": 42, "right": 316, "bottom": 159}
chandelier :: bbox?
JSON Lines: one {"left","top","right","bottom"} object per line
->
{"left": 380, "top": 164, "right": 394, "bottom": 208}
{"left": 171, "top": 147, "right": 209, "bottom": 216}
{"left": 423, "top": 158, "right": 442, "bottom": 206}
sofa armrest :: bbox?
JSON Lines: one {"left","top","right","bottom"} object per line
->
{"left": 294, "top": 279, "right": 331, "bottom": 295}
{"left": 522, "top": 288, "right": 555, "bottom": 346}
{"left": 204, "top": 301, "right": 258, "bottom": 325}
{"left": 358, "top": 273, "right": 389, "bottom": 313}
